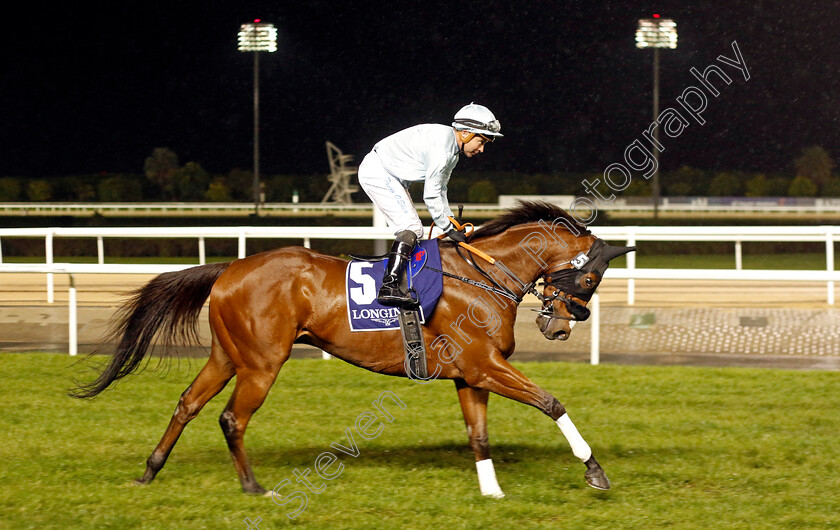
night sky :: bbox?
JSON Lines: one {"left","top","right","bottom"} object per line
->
{"left": 3, "top": 1, "right": 838, "bottom": 179}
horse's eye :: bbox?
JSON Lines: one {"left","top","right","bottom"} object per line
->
{"left": 580, "top": 275, "right": 595, "bottom": 289}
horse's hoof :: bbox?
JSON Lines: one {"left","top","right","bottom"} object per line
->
{"left": 585, "top": 467, "right": 611, "bottom": 490}
{"left": 133, "top": 478, "right": 150, "bottom": 486}
{"left": 243, "top": 485, "right": 268, "bottom": 495}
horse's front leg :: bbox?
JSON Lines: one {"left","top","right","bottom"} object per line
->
{"left": 463, "top": 356, "right": 610, "bottom": 490}
{"left": 454, "top": 379, "right": 505, "bottom": 498}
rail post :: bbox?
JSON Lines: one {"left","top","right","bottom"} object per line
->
{"left": 627, "top": 231, "right": 636, "bottom": 306}
{"left": 590, "top": 293, "right": 600, "bottom": 365}
{"left": 69, "top": 273, "right": 78, "bottom": 356}
{"left": 372, "top": 205, "right": 388, "bottom": 255}
{"left": 46, "top": 231, "right": 54, "bottom": 303}
{"left": 827, "top": 229, "right": 835, "bottom": 305}
{"left": 198, "top": 236, "right": 206, "bottom": 265}
{"left": 96, "top": 236, "right": 105, "bottom": 265}
{"left": 238, "top": 232, "right": 246, "bottom": 258}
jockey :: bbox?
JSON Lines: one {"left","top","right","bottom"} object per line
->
{"left": 358, "top": 103, "right": 503, "bottom": 307}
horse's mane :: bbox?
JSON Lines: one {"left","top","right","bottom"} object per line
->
{"left": 462, "top": 200, "right": 591, "bottom": 242}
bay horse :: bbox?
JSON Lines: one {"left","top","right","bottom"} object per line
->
{"left": 72, "top": 201, "right": 633, "bottom": 499}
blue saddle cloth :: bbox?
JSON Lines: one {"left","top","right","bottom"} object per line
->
{"left": 345, "top": 240, "right": 443, "bottom": 331}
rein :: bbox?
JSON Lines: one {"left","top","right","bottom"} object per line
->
{"left": 437, "top": 239, "right": 596, "bottom": 321}
{"left": 428, "top": 212, "right": 598, "bottom": 321}
{"left": 426, "top": 264, "right": 525, "bottom": 303}
{"left": 429, "top": 242, "right": 543, "bottom": 306}
{"left": 429, "top": 217, "right": 538, "bottom": 305}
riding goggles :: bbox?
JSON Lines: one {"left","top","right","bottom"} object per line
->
{"left": 453, "top": 118, "right": 502, "bottom": 135}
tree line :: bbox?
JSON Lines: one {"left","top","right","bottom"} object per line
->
{"left": 0, "top": 146, "right": 836, "bottom": 204}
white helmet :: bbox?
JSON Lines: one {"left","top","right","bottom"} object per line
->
{"left": 452, "top": 103, "right": 503, "bottom": 138}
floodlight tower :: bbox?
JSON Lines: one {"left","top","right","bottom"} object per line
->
{"left": 636, "top": 14, "right": 677, "bottom": 218}
{"left": 238, "top": 20, "right": 277, "bottom": 214}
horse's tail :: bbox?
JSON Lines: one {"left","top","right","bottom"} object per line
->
{"left": 69, "top": 262, "right": 232, "bottom": 399}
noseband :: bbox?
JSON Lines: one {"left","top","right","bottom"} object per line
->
{"left": 534, "top": 285, "right": 591, "bottom": 321}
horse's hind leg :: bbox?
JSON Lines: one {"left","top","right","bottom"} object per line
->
{"left": 135, "top": 344, "right": 235, "bottom": 485}
{"left": 455, "top": 379, "right": 504, "bottom": 498}
{"left": 219, "top": 363, "right": 284, "bottom": 494}
{"left": 465, "top": 356, "right": 610, "bottom": 490}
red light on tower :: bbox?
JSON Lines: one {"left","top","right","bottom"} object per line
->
{"left": 254, "top": 19, "right": 261, "bottom": 23}
{"left": 653, "top": 13, "right": 660, "bottom": 18}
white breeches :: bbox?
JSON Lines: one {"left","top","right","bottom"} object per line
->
{"left": 358, "top": 151, "right": 424, "bottom": 238}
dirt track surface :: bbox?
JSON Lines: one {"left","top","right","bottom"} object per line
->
{"left": 1, "top": 273, "right": 838, "bottom": 371}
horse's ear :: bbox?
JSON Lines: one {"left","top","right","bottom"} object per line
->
{"left": 602, "top": 245, "right": 635, "bottom": 262}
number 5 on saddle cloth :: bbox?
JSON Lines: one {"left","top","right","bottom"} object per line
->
{"left": 346, "top": 240, "right": 443, "bottom": 379}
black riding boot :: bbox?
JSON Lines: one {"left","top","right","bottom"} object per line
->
{"left": 378, "top": 232, "right": 417, "bottom": 307}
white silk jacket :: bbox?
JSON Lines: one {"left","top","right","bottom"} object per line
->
{"left": 372, "top": 124, "right": 459, "bottom": 232}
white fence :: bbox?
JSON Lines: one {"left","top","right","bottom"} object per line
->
{"left": 1, "top": 225, "right": 839, "bottom": 362}
{"left": 0, "top": 225, "right": 836, "bottom": 304}
{"left": 1, "top": 261, "right": 839, "bottom": 361}
{"left": 0, "top": 226, "right": 397, "bottom": 303}
{"left": 592, "top": 225, "right": 838, "bottom": 305}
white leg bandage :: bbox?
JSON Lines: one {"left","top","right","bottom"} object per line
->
{"left": 475, "top": 459, "right": 505, "bottom": 498}
{"left": 556, "top": 413, "right": 592, "bottom": 462}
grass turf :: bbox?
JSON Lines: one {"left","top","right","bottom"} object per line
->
{"left": 1, "top": 353, "right": 839, "bottom": 529}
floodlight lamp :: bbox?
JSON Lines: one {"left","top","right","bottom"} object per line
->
{"left": 238, "top": 22, "right": 278, "bottom": 52}
{"left": 635, "top": 18, "right": 677, "bottom": 49}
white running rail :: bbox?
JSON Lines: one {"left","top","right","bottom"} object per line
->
{"left": 1, "top": 263, "right": 839, "bottom": 359}
{"left": 0, "top": 225, "right": 836, "bottom": 303}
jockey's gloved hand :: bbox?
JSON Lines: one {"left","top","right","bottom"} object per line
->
{"left": 446, "top": 228, "right": 467, "bottom": 243}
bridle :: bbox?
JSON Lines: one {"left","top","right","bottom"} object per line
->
{"left": 446, "top": 239, "right": 605, "bottom": 322}
{"left": 427, "top": 212, "right": 624, "bottom": 324}
{"left": 532, "top": 245, "right": 602, "bottom": 322}
{"left": 534, "top": 270, "right": 593, "bottom": 321}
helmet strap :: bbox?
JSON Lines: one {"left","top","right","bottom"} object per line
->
{"left": 458, "top": 130, "right": 475, "bottom": 151}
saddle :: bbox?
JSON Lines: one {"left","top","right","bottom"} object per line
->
{"left": 347, "top": 252, "right": 388, "bottom": 262}
{"left": 345, "top": 240, "right": 443, "bottom": 379}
